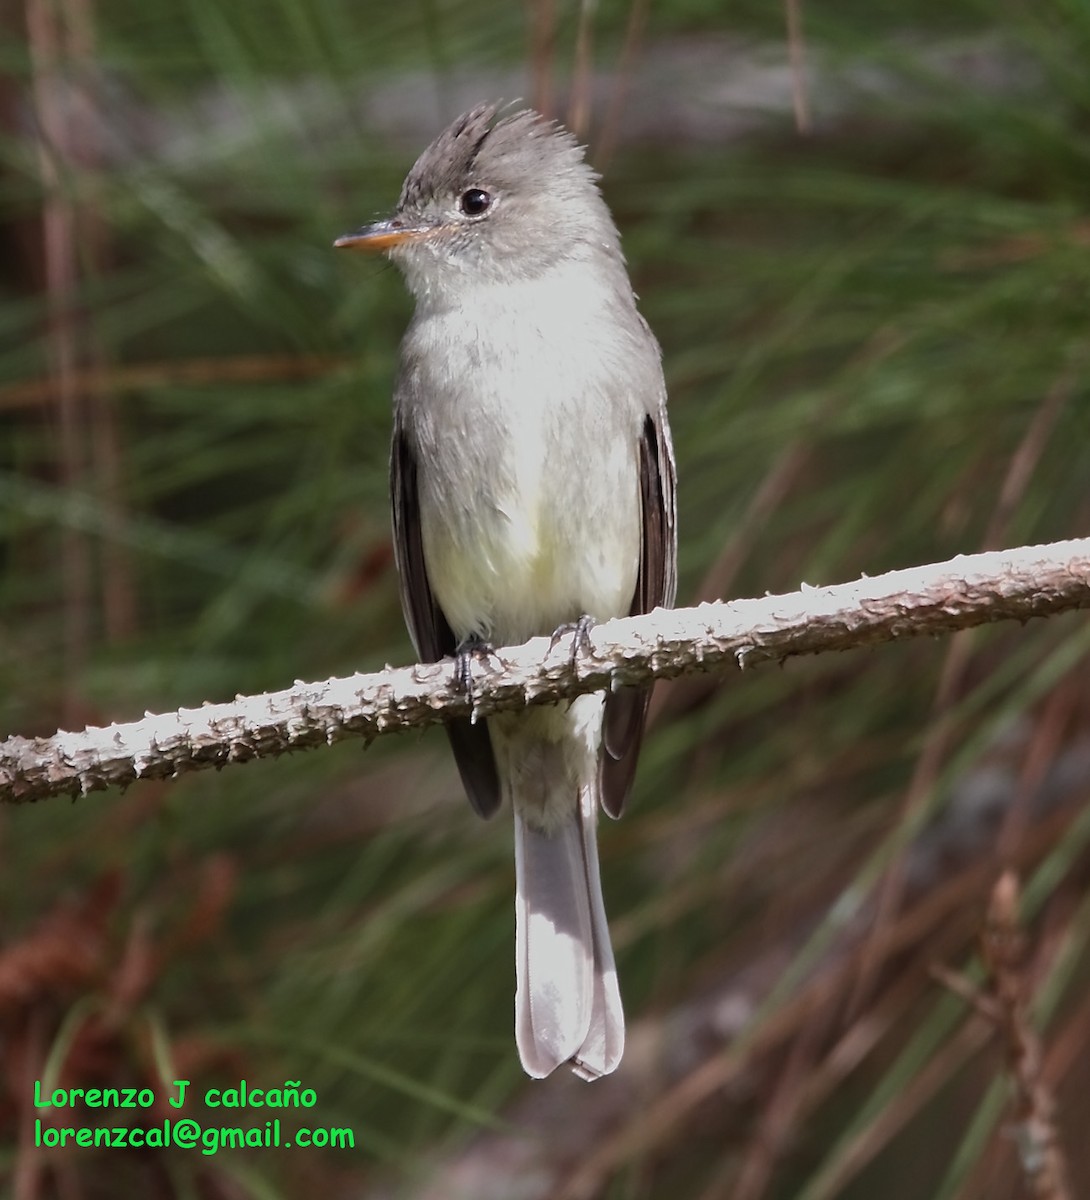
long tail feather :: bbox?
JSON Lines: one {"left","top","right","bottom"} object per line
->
{"left": 514, "top": 782, "right": 624, "bottom": 1079}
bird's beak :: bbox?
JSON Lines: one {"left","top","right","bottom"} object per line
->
{"left": 333, "top": 218, "right": 432, "bottom": 253}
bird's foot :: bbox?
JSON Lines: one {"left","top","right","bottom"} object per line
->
{"left": 548, "top": 614, "right": 596, "bottom": 670}
{"left": 454, "top": 634, "right": 496, "bottom": 700}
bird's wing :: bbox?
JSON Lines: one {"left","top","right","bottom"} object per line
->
{"left": 391, "top": 421, "right": 502, "bottom": 817}
{"left": 600, "top": 401, "right": 678, "bottom": 817}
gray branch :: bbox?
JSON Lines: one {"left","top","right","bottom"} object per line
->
{"left": 3, "top": 539, "right": 1088, "bottom": 805}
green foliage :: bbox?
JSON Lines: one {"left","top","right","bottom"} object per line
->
{"left": 4, "top": 0, "right": 1090, "bottom": 1195}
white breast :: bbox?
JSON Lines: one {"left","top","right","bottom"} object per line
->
{"left": 402, "top": 261, "right": 653, "bottom": 646}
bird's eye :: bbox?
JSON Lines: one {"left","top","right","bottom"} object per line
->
{"left": 459, "top": 188, "right": 492, "bottom": 217}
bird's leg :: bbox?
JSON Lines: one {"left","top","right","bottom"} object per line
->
{"left": 454, "top": 633, "right": 496, "bottom": 699}
{"left": 548, "top": 614, "right": 596, "bottom": 669}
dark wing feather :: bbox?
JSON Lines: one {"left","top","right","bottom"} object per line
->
{"left": 600, "top": 406, "right": 678, "bottom": 818}
{"left": 391, "top": 422, "right": 501, "bottom": 818}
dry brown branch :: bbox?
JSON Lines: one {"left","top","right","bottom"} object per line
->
{"left": 596, "top": 0, "right": 650, "bottom": 168}
{"left": 785, "top": 0, "right": 811, "bottom": 134}
{"left": 980, "top": 873, "right": 1072, "bottom": 1200}
{"left": 0, "top": 353, "right": 348, "bottom": 411}
{"left": 29, "top": 0, "right": 91, "bottom": 725}
{"left": 2, "top": 538, "right": 1089, "bottom": 805}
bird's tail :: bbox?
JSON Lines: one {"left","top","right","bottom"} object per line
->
{"left": 513, "top": 777, "right": 624, "bottom": 1080}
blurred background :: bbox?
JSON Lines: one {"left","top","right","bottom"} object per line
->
{"left": 3, "top": 0, "right": 1090, "bottom": 1196}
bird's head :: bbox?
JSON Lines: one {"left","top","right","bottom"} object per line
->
{"left": 335, "top": 104, "right": 622, "bottom": 296}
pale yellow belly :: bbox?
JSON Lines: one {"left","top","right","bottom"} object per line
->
{"left": 422, "top": 429, "right": 640, "bottom": 647}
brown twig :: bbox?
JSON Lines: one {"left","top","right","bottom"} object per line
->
{"left": 998, "top": 676, "right": 1081, "bottom": 864}
{"left": 785, "top": 0, "right": 811, "bottom": 134}
{"left": 981, "top": 873, "right": 1072, "bottom": 1200}
{"left": 717, "top": 1006, "right": 833, "bottom": 1200}
{"left": 65, "top": 0, "right": 138, "bottom": 645}
{"left": 28, "top": 0, "right": 91, "bottom": 725}
{"left": 0, "top": 353, "right": 348, "bottom": 411}
{"left": 568, "top": 0, "right": 595, "bottom": 141}
{"left": 526, "top": 0, "right": 556, "bottom": 119}
{"left": 596, "top": 0, "right": 650, "bottom": 169}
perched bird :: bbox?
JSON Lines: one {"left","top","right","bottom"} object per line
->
{"left": 336, "top": 104, "right": 676, "bottom": 1079}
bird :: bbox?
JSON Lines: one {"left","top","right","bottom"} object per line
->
{"left": 335, "top": 103, "right": 676, "bottom": 1080}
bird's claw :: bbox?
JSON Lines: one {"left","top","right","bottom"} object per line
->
{"left": 548, "top": 615, "right": 596, "bottom": 669}
{"left": 455, "top": 635, "right": 495, "bottom": 702}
